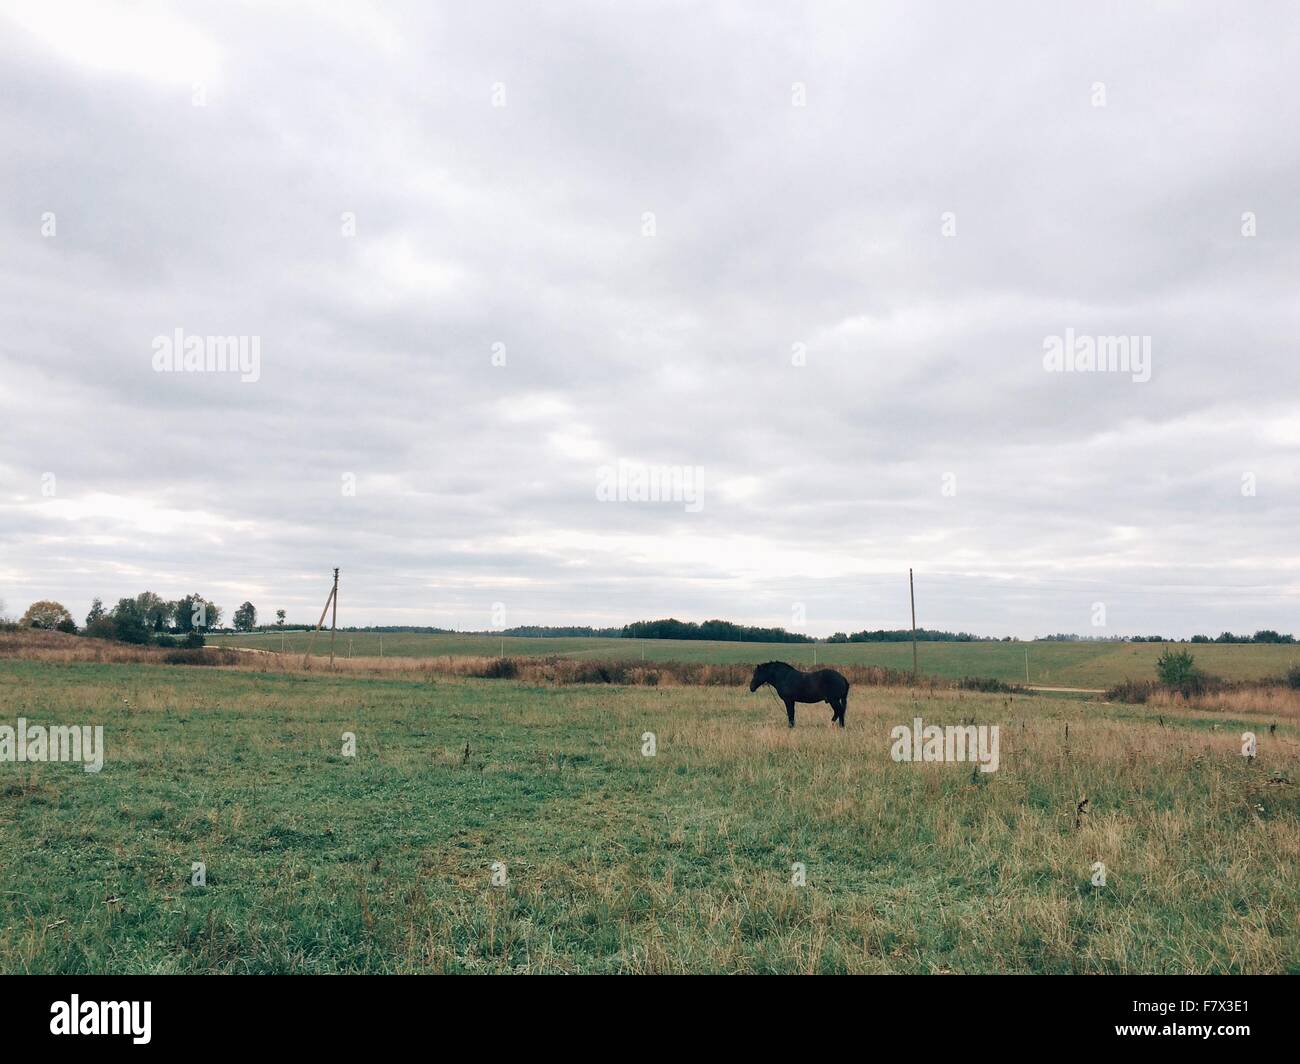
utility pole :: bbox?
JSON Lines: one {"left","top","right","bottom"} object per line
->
{"left": 329, "top": 567, "right": 339, "bottom": 668}
{"left": 303, "top": 568, "right": 339, "bottom": 668}
{"left": 909, "top": 568, "right": 918, "bottom": 681}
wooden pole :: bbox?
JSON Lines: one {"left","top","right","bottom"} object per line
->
{"left": 303, "top": 588, "right": 332, "bottom": 665}
{"left": 909, "top": 568, "right": 918, "bottom": 680}
{"left": 329, "top": 568, "right": 339, "bottom": 668}
{"left": 303, "top": 569, "right": 338, "bottom": 667}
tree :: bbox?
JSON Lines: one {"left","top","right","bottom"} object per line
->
{"left": 173, "top": 596, "right": 197, "bottom": 632}
{"left": 1156, "top": 646, "right": 1202, "bottom": 694}
{"left": 86, "top": 597, "right": 106, "bottom": 626}
{"left": 233, "top": 601, "right": 257, "bottom": 632}
{"left": 276, "top": 609, "right": 286, "bottom": 626}
{"left": 21, "top": 600, "right": 74, "bottom": 630}
{"left": 174, "top": 593, "right": 221, "bottom": 632}
{"left": 135, "top": 591, "right": 172, "bottom": 631}
{"left": 109, "top": 598, "right": 150, "bottom": 644}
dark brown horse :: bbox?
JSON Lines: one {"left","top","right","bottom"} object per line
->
{"left": 749, "top": 661, "right": 850, "bottom": 728}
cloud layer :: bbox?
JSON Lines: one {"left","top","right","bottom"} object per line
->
{"left": 3, "top": 1, "right": 1299, "bottom": 637}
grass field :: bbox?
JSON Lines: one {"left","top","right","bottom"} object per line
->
{"left": 1, "top": 658, "right": 1296, "bottom": 973}
{"left": 213, "top": 632, "right": 1300, "bottom": 689}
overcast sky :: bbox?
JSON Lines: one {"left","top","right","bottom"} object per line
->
{"left": 2, "top": 1, "right": 1299, "bottom": 638}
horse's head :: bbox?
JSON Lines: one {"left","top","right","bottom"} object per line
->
{"left": 750, "top": 662, "right": 774, "bottom": 692}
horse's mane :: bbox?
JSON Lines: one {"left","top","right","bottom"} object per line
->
{"left": 758, "top": 660, "right": 796, "bottom": 674}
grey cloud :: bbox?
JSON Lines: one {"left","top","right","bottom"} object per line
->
{"left": 2, "top": 1, "right": 1299, "bottom": 638}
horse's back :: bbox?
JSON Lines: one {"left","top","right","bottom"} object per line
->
{"left": 815, "top": 668, "right": 849, "bottom": 694}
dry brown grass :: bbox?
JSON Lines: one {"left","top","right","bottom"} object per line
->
{"left": 0, "top": 630, "right": 241, "bottom": 667}
{"left": 1147, "top": 684, "right": 1300, "bottom": 722}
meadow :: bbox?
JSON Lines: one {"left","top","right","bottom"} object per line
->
{"left": 213, "top": 631, "right": 1300, "bottom": 689}
{"left": 1, "top": 653, "right": 1296, "bottom": 973}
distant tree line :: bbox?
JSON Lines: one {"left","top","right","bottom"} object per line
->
{"left": 1189, "top": 630, "right": 1295, "bottom": 644}
{"left": 825, "top": 627, "right": 991, "bottom": 643}
{"left": 9, "top": 591, "right": 248, "bottom": 648}
{"left": 490, "top": 625, "right": 623, "bottom": 638}
{"left": 1038, "top": 633, "right": 1131, "bottom": 642}
{"left": 317, "top": 625, "right": 451, "bottom": 634}
{"left": 621, "top": 618, "right": 815, "bottom": 643}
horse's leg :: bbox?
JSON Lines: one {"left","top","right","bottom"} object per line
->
{"left": 784, "top": 698, "right": 796, "bottom": 728}
{"left": 836, "top": 695, "right": 847, "bottom": 728}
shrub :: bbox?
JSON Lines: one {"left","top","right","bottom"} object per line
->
{"left": 955, "top": 676, "right": 1028, "bottom": 694}
{"left": 472, "top": 657, "right": 519, "bottom": 679}
{"left": 1287, "top": 665, "right": 1300, "bottom": 691}
{"left": 1105, "top": 679, "right": 1159, "bottom": 703}
{"left": 163, "top": 648, "right": 239, "bottom": 666}
{"left": 1156, "top": 647, "right": 1202, "bottom": 693}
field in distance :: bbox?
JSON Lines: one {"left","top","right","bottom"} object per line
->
{"left": 211, "top": 632, "right": 1300, "bottom": 689}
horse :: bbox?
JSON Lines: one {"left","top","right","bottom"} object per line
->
{"left": 749, "top": 661, "right": 850, "bottom": 728}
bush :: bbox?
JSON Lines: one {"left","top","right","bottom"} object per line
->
{"left": 1287, "top": 665, "right": 1300, "bottom": 691}
{"left": 472, "top": 657, "right": 519, "bottom": 679}
{"left": 956, "top": 676, "right": 1028, "bottom": 694}
{"left": 1105, "top": 679, "right": 1160, "bottom": 703}
{"left": 163, "top": 648, "right": 238, "bottom": 666}
{"left": 1156, "top": 647, "right": 1202, "bottom": 693}
{"left": 154, "top": 634, "right": 179, "bottom": 648}
{"left": 182, "top": 631, "right": 206, "bottom": 648}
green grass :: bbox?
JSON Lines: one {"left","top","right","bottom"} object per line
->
{"left": 213, "top": 632, "right": 1300, "bottom": 688}
{"left": 1, "top": 659, "right": 1296, "bottom": 973}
